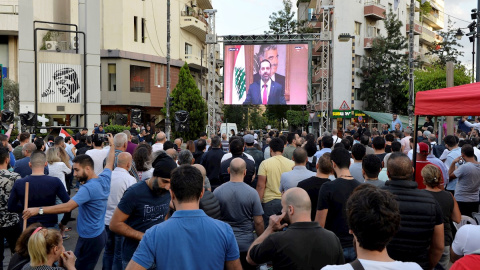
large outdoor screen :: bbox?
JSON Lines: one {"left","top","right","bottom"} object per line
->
{"left": 223, "top": 44, "right": 309, "bottom": 105}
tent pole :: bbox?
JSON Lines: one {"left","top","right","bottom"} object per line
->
{"left": 412, "top": 115, "right": 419, "bottom": 183}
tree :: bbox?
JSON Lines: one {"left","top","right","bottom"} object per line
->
{"left": 265, "top": 0, "right": 297, "bottom": 35}
{"left": 426, "top": 19, "right": 464, "bottom": 67}
{"left": 358, "top": 11, "right": 409, "bottom": 114}
{"left": 3, "top": 78, "right": 19, "bottom": 114}
{"left": 162, "top": 63, "right": 207, "bottom": 141}
{"left": 223, "top": 105, "right": 247, "bottom": 130}
{"left": 286, "top": 110, "right": 308, "bottom": 130}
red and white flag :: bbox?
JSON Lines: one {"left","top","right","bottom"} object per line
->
{"left": 59, "top": 128, "right": 77, "bottom": 146}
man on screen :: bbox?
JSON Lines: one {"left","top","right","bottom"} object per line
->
{"left": 253, "top": 45, "right": 285, "bottom": 90}
{"left": 243, "top": 60, "right": 286, "bottom": 105}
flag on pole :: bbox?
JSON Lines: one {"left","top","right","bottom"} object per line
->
{"left": 59, "top": 128, "right": 77, "bottom": 146}
{"left": 232, "top": 45, "right": 246, "bottom": 104}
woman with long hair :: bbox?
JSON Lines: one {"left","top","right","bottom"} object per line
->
{"left": 133, "top": 144, "right": 154, "bottom": 181}
{"left": 21, "top": 227, "right": 76, "bottom": 270}
{"left": 46, "top": 147, "right": 71, "bottom": 191}
{"left": 186, "top": 140, "right": 195, "bottom": 153}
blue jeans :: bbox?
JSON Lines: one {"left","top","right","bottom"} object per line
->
{"left": 262, "top": 199, "right": 282, "bottom": 228}
{"left": 74, "top": 229, "right": 107, "bottom": 270}
{"left": 103, "top": 226, "right": 123, "bottom": 270}
{"left": 343, "top": 246, "right": 356, "bottom": 263}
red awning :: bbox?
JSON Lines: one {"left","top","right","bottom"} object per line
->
{"left": 414, "top": 82, "right": 480, "bottom": 116}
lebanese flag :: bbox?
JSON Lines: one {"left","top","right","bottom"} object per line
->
{"left": 232, "top": 45, "right": 246, "bottom": 104}
{"left": 59, "top": 128, "right": 77, "bottom": 146}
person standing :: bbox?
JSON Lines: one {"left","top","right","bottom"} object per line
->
{"left": 214, "top": 158, "right": 264, "bottom": 270}
{"left": 200, "top": 136, "right": 224, "bottom": 190}
{"left": 0, "top": 148, "right": 22, "bottom": 270}
{"left": 444, "top": 135, "right": 461, "bottom": 193}
{"left": 279, "top": 148, "right": 315, "bottom": 192}
{"left": 257, "top": 138, "right": 294, "bottom": 227}
{"left": 243, "top": 134, "right": 264, "bottom": 182}
{"left": 125, "top": 165, "right": 241, "bottom": 270}
{"left": 86, "top": 134, "right": 109, "bottom": 176}
{"left": 22, "top": 134, "right": 116, "bottom": 270}
{"left": 391, "top": 113, "right": 403, "bottom": 133}
{"left": 13, "top": 132, "right": 30, "bottom": 161}
{"left": 123, "top": 130, "right": 138, "bottom": 156}
{"left": 349, "top": 144, "right": 366, "bottom": 183}
{"left": 282, "top": 133, "right": 296, "bottom": 160}
{"left": 315, "top": 147, "right": 361, "bottom": 262}
{"left": 401, "top": 128, "right": 412, "bottom": 155}
{"left": 151, "top": 132, "right": 166, "bottom": 153}
{"left": 13, "top": 143, "right": 48, "bottom": 178}
{"left": 362, "top": 154, "right": 385, "bottom": 188}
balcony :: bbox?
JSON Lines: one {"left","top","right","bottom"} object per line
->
{"left": 364, "top": 1, "right": 386, "bottom": 20}
{"left": 406, "top": 20, "right": 422, "bottom": 35}
{"left": 184, "top": 54, "right": 206, "bottom": 71}
{"left": 180, "top": 11, "right": 208, "bottom": 42}
{"left": 364, "top": 38, "right": 374, "bottom": 49}
{"left": 420, "top": 27, "right": 436, "bottom": 46}
{"left": 196, "top": 0, "right": 213, "bottom": 9}
{"left": 315, "top": 40, "right": 328, "bottom": 52}
{"left": 423, "top": 12, "right": 443, "bottom": 31}
{"left": 312, "top": 68, "right": 328, "bottom": 84}
{"left": 0, "top": 4, "right": 18, "bottom": 35}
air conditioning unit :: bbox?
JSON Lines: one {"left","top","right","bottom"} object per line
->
{"left": 206, "top": 34, "right": 217, "bottom": 44}
{"left": 45, "top": 41, "right": 58, "bottom": 51}
{"left": 320, "top": 31, "right": 331, "bottom": 41}
{"left": 70, "top": 36, "right": 79, "bottom": 50}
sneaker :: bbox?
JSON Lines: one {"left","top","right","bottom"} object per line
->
{"left": 62, "top": 235, "right": 70, "bottom": 240}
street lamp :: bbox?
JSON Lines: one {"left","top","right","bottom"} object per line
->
{"left": 455, "top": 22, "right": 478, "bottom": 82}
{"left": 338, "top": 33, "right": 355, "bottom": 129}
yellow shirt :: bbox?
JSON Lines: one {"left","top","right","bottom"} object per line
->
{"left": 258, "top": 155, "right": 295, "bottom": 203}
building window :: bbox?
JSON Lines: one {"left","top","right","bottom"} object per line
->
{"left": 134, "top": 16, "right": 138, "bottom": 42}
{"left": 141, "top": 18, "right": 146, "bottom": 43}
{"left": 354, "top": 88, "right": 362, "bottom": 100}
{"left": 108, "top": 64, "right": 116, "bottom": 91}
{"left": 354, "top": 22, "right": 361, "bottom": 36}
{"left": 130, "top": 65, "right": 150, "bottom": 93}
{"left": 185, "top": 43, "right": 192, "bottom": 55}
{"left": 355, "top": 55, "right": 361, "bottom": 68}
{"left": 154, "top": 64, "right": 165, "bottom": 87}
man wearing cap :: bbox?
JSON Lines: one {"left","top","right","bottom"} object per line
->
{"left": 415, "top": 142, "right": 442, "bottom": 189}
{"left": 244, "top": 134, "right": 264, "bottom": 187}
{"left": 109, "top": 155, "right": 177, "bottom": 269}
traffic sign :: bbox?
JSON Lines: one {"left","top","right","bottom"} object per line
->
{"left": 339, "top": 100, "right": 350, "bottom": 110}
{"left": 309, "top": 112, "right": 315, "bottom": 119}
{"left": 358, "top": 116, "right": 363, "bottom": 121}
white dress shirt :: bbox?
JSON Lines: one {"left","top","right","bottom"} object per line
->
{"left": 104, "top": 167, "right": 137, "bottom": 225}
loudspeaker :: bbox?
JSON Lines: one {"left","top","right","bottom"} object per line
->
{"left": 175, "top": 110, "right": 189, "bottom": 132}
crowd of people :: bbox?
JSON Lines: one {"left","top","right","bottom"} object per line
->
{"left": 1, "top": 116, "right": 480, "bottom": 270}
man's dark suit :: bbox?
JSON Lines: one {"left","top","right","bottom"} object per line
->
{"left": 243, "top": 80, "right": 286, "bottom": 105}
{"left": 253, "top": 73, "right": 285, "bottom": 90}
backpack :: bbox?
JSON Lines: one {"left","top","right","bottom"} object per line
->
{"left": 306, "top": 156, "right": 317, "bottom": 172}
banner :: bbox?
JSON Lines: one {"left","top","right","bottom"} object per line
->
{"left": 39, "top": 63, "right": 82, "bottom": 104}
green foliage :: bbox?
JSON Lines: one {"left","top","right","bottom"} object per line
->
{"left": 223, "top": 105, "right": 248, "bottom": 130}
{"left": 104, "top": 125, "right": 128, "bottom": 135}
{"left": 427, "top": 19, "right": 464, "bottom": 67}
{"left": 162, "top": 63, "right": 207, "bottom": 141}
{"left": 2, "top": 78, "right": 19, "bottom": 115}
{"left": 417, "top": 0, "right": 431, "bottom": 17}
{"left": 286, "top": 110, "right": 308, "bottom": 130}
{"left": 402, "top": 64, "right": 471, "bottom": 96}
{"left": 266, "top": 0, "right": 297, "bottom": 35}
{"left": 358, "top": 11, "right": 409, "bottom": 114}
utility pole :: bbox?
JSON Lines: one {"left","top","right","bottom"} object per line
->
{"left": 165, "top": 0, "right": 171, "bottom": 140}
{"left": 205, "top": 9, "right": 217, "bottom": 137}
{"left": 408, "top": 0, "right": 415, "bottom": 127}
{"left": 446, "top": 62, "right": 454, "bottom": 135}
{"left": 477, "top": 0, "right": 480, "bottom": 82}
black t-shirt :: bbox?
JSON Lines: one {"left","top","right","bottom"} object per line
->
{"left": 426, "top": 190, "right": 454, "bottom": 246}
{"left": 249, "top": 222, "right": 345, "bottom": 269}
{"left": 297, "top": 177, "right": 330, "bottom": 221}
{"left": 317, "top": 178, "right": 361, "bottom": 248}
{"left": 376, "top": 153, "right": 387, "bottom": 165}
{"left": 385, "top": 144, "right": 392, "bottom": 153}
{"left": 424, "top": 121, "right": 434, "bottom": 128}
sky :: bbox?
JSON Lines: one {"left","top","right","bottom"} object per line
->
{"left": 214, "top": 0, "right": 477, "bottom": 69}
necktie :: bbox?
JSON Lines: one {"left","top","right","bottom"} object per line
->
{"left": 262, "top": 84, "right": 267, "bottom": 105}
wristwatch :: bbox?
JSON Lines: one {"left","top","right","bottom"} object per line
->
{"left": 39, "top": 207, "right": 44, "bottom": 215}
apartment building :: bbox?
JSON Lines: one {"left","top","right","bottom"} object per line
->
{"left": 298, "top": 0, "right": 444, "bottom": 131}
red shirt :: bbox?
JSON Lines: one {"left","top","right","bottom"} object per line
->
{"left": 450, "top": 254, "right": 480, "bottom": 270}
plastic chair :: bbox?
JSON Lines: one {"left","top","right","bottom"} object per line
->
{"left": 472, "top": 212, "right": 480, "bottom": 225}
{"left": 453, "top": 215, "right": 478, "bottom": 230}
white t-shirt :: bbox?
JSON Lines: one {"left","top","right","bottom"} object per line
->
{"left": 47, "top": 162, "right": 71, "bottom": 191}
{"left": 322, "top": 259, "right": 422, "bottom": 270}
{"left": 138, "top": 168, "right": 154, "bottom": 181}
{"left": 152, "top": 143, "right": 164, "bottom": 153}
{"left": 86, "top": 148, "right": 109, "bottom": 176}
{"left": 452, "top": 224, "right": 480, "bottom": 256}
{"left": 104, "top": 167, "right": 137, "bottom": 225}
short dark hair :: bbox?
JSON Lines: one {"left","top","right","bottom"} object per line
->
{"left": 54, "top": 136, "right": 64, "bottom": 146}
{"left": 279, "top": 135, "right": 287, "bottom": 145}
{"left": 303, "top": 139, "right": 317, "bottom": 157}
{"left": 387, "top": 152, "right": 412, "bottom": 180}
{"left": 34, "top": 138, "right": 45, "bottom": 151}
{"left": 347, "top": 185, "right": 400, "bottom": 252}
{"left": 444, "top": 135, "right": 458, "bottom": 148}
{"left": 0, "top": 147, "right": 9, "bottom": 164}
{"left": 352, "top": 132, "right": 360, "bottom": 140}
{"left": 322, "top": 136, "right": 334, "bottom": 148}
{"left": 199, "top": 132, "right": 207, "bottom": 138}
{"left": 351, "top": 144, "right": 366, "bottom": 161}
{"left": 372, "top": 137, "right": 385, "bottom": 150}
{"left": 391, "top": 141, "right": 402, "bottom": 152}
{"left": 269, "top": 137, "right": 284, "bottom": 153}
{"left": 461, "top": 144, "right": 475, "bottom": 158}
{"left": 20, "top": 132, "right": 30, "bottom": 142}
{"left": 385, "top": 134, "right": 394, "bottom": 142}
{"left": 287, "top": 133, "right": 296, "bottom": 144}
{"left": 330, "top": 148, "right": 351, "bottom": 169}
{"left": 196, "top": 139, "right": 206, "bottom": 151}
{"left": 362, "top": 154, "right": 382, "bottom": 178}
{"left": 211, "top": 136, "right": 221, "bottom": 148}
{"left": 72, "top": 154, "right": 94, "bottom": 169}
{"left": 340, "top": 139, "right": 351, "bottom": 151}
{"left": 92, "top": 134, "right": 103, "bottom": 147}
{"left": 65, "top": 136, "right": 71, "bottom": 143}
{"left": 163, "top": 141, "right": 175, "bottom": 151}
{"left": 333, "top": 143, "right": 345, "bottom": 149}
{"left": 171, "top": 165, "right": 204, "bottom": 203}
{"left": 318, "top": 153, "right": 333, "bottom": 174}
{"left": 292, "top": 147, "right": 307, "bottom": 164}
{"left": 360, "top": 135, "right": 370, "bottom": 146}
{"left": 229, "top": 139, "right": 244, "bottom": 155}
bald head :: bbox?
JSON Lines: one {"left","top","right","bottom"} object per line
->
{"left": 166, "top": 148, "right": 178, "bottom": 161}
{"left": 22, "top": 143, "right": 37, "bottom": 157}
{"left": 156, "top": 132, "right": 166, "bottom": 143}
{"left": 192, "top": 164, "right": 206, "bottom": 180}
{"left": 229, "top": 158, "right": 246, "bottom": 176}
{"left": 174, "top": 138, "right": 182, "bottom": 148}
{"left": 387, "top": 152, "right": 413, "bottom": 180}
{"left": 283, "top": 187, "right": 311, "bottom": 214}
{"left": 116, "top": 152, "right": 132, "bottom": 170}
{"left": 292, "top": 147, "right": 308, "bottom": 165}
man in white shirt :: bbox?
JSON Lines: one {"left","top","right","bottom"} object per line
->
{"left": 103, "top": 152, "right": 136, "bottom": 270}
{"left": 451, "top": 224, "right": 480, "bottom": 263}
{"left": 331, "top": 129, "right": 340, "bottom": 145}
{"left": 86, "top": 134, "right": 109, "bottom": 176}
{"left": 400, "top": 128, "right": 412, "bottom": 154}
{"left": 322, "top": 185, "right": 422, "bottom": 270}
{"left": 152, "top": 132, "right": 166, "bottom": 153}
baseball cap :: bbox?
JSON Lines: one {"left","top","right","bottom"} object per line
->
{"left": 244, "top": 134, "right": 254, "bottom": 144}
{"left": 418, "top": 142, "right": 429, "bottom": 153}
